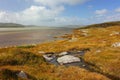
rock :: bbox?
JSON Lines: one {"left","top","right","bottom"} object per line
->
{"left": 57, "top": 55, "right": 81, "bottom": 65}
{"left": 96, "top": 50, "right": 101, "bottom": 53}
{"left": 43, "top": 54, "right": 55, "bottom": 61}
{"left": 81, "top": 33, "right": 88, "bottom": 36}
{"left": 81, "top": 30, "right": 88, "bottom": 33}
{"left": 59, "top": 52, "right": 68, "bottom": 56}
{"left": 80, "top": 29, "right": 89, "bottom": 37}
{"left": 77, "top": 51, "right": 85, "bottom": 56}
{"left": 69, "top": 38, "right": 78, "bottom": 42}
{"left": 82, "top": 65, "right": 86, "bottom": 67}
{"left": 111, "top": 42, "right": 120, "bottom": 47}
{"left": 110, "top": 31, "right": 120, "bottom": 36}
{"left": 38, "top": 51, "right": 45, "bottom": 54}
{"left": 17, "top": 71, "right": 27, "bottom": 79}
{"left": 69, "top": 35, "right": 78, "bottom": 42}
{"left": 31, "top": 44, "right": 37, "bottom": 46}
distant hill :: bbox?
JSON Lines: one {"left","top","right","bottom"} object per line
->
{"left": 79, "top": 21, "right": 120, "bottom": 29}
{"left": 0, "top": 23, "right": 25, "bottom": 28}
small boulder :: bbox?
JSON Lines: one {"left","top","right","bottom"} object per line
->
{"left": 81, "top": 33, "right": 88, "bottom": 36}
{"left": 110, "top": 31, "right": 120, "bottom": 36}
{"left": 111, "top": 42, "right": 120, "bottom": 47}
{"left": 59, "top": 52, "right": 68, "bottom": 56}
{"left": 38, "top": 51, "right": 45, "bottom": 54}
{"left": 82, "top": 64, "right": 86, "bottom": 67}
{"left": 81, "top": 30, "right": 88, "bottom": 33}
{"left": 17, "top": 71, "right": 27, "bottom": 79}
{"left": 96, "top": 50, "right": 101, "bottom": 53}
{"left": 57, "top": 55, "right": 81, "bottom": 65}
{"left": 69, "top": 37, "right": 78, "bottom": 42}
{"left": 43, "top": 54, "right": 55, "bottom": 61}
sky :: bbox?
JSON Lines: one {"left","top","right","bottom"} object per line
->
{"left": 0, "top": 0, "right": 120, "bottom": 26}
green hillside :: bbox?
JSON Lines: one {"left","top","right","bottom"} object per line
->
{"left": 0, "top": 23, "right": 25, "bottom": 28}
{"left": 79, "top": 21, "right": 120, "bottom": 29}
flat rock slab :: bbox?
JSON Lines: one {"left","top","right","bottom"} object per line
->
{"left": 43, "top": 54, "right": 55, "bottom": 61}
{"left": 58, "top": 52, "right": 68, "bottom": 56}
{"left": 57, "top": 55, "right": 81, "bottom": 65}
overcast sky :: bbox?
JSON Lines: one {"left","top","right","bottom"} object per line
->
{"left": 0, "top": 0, "right": 120, "bottom": 26}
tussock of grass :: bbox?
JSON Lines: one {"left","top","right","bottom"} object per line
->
{"left": 0, "top": 48, "right": 45, "bottom": 66}
{"left": 17, "top": 45, "right": 36, "bottom": 48}
{"left": 84, "top": 47, "right": 120, "bottom": 79}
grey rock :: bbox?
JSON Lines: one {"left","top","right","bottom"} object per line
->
{"left": 81, "top": 33, "right": 88, "bottom": 36}
{"left": 111, "top": 42, "right": 120, "bottom": 47}
{"left": 96, "top": 50, "right": 101, "bottom": 53}
{"left": 69, "top": 36, "right": 78, "bottom": 42}
{"left": 38, "top": 51, "right": 45, "bottom": 54}
{"left": 43, "top": 54, "right": 55, "bottom": 61}
{"left": 110, "top": 31, "right": 120, "bottom": 36}
{"left": 57, "top": 55, "right": 81, "bottom": 65}
{"left": 59, "top": 52, "right": 68, "bottom": 56}
{"left": 17, "top": 71, "right": 27, "bottom": 79}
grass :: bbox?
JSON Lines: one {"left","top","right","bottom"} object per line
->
{"left": 0, "top": 21, "right": 120, "bottom": 80}
{"left": 17, "top": 45, "right": 36, "bottom": 48}
{"left": 0, "top": 48, "right": 45, "bottom": 66}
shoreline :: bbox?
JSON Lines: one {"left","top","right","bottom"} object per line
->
{"left": 0, "top": 28, "right": 73, "bottom": 48}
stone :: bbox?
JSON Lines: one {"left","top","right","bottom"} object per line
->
{"left": 81, "top": 33, "right": 88, "bottom": 36}
{"left": 17, "top": 71, "right": 27, "bottom": 79}
{"left": 81, "top": 30, "right": 88, "bottom": 33}
{"left": 31, "top": 44, "right": 37, "bottom": 46}
{"left": 111, "top": 42, "right": 120, "bottom": 47}
{"left": 96, "top": 50, "right": 101, "bottom": 53}
{"left": 77, "top": 51, "right": 85, "bottom": 56}
{"left": 69, "top": 35, "right": 78, "bottom": 42}
{"left": 57, "top": 55, "right": 81, "bottom": 65}
{"left": 38, "top": 51, "right": 45, "bottom": 54}
{"left": 77, "top": 51, "right": 83, "bottom": 53}
{"left": 82, "top": 65, "right": 86, "bottom": 67}
{"left": 59, "top": 52, "right": 68, "bottom": 56}
{"left": 43, "top": 54, "right": 55, "bottom": 61}
{"left": 110, "top": 31, "right": 120, "bottom": 36}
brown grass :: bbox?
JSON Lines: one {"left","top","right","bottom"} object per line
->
{"left": 0, "top": 22, "right": 120, "bottom": 80}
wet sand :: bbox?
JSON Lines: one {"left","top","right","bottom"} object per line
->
{"left": 0, "top": 28, "right": 73, "bottom": 47}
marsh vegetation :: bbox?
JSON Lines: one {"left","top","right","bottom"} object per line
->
{"left": 0, "top": 21, "right": 120, "bottom": 80}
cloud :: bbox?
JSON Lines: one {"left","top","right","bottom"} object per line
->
{"left": 54, "top": 17, "right": 83, "bottom": 25}
{"left": 103, "top": 13, "right": 120, "bottom": 22}
{"left": 0, "top": 10, "right": 19, "bottom": 23}
{"left": 115, "top": 7, "right": 120, "bottom": 12}
{"left": 0, "top": 0, "right": 92, "bottom": 26}
{"left": 88, "top": 12, "right": 120, "bottom": 24}
{"left": 0, "top": 5, "right": 65, "bottom": 25}
{"left": 21, "top": 5, "right": 64, "bottom": 21}
{"left": 95, "top": 9, "right": 108, "bottom": 15}
{"left": 0, "top": 5, "right": 82, "bottom": 26}
{"left": 34, "top": 0, "right": 90, "bottom": 7}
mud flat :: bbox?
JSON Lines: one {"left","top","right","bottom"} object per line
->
{"left": 0, "top": 28, "right": 73, "bottom": 47}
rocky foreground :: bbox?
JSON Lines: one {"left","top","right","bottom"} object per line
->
{"left": 0, "top": 21, "right": 120, "bottom": 80}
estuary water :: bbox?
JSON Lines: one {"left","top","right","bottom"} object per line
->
{"left": 0, "top": 28, "right": 73, "bottom": 47}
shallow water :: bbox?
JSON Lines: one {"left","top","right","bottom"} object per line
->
{"left": 0, "top": 28, "right": 73, "bottom": 47}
